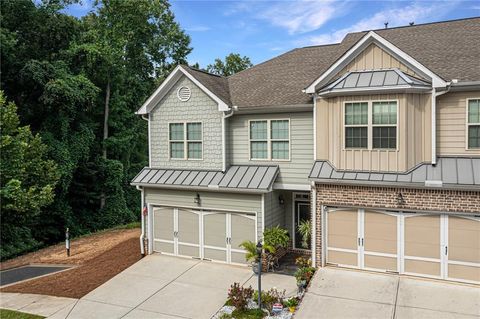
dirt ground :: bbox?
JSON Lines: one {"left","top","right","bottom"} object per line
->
{"left": 0, "top": 228, "right": 143, "bottom": 298}
{"left": 1, "top": 228, "right": 140, "bottom": 270}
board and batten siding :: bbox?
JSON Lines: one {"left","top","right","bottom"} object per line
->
{"left": 316, "top": 93, "right": 432, "bottom": 172}
{"left": 337, "top": 43, "right": 421, "bottom": 79}
{"left": 144, "top": 188, "right": 263, "bottom": 238}
{"left": 437, "top": 91, "right": 480, "bottom": 156}
{"left": 149, "top": 75, "right": 223, "bottom": 170}
{"left": 227, "top": 112, "right": 313, "bottom": 186}
{"left": 264, "top": 190, "right": 285, "bottom": 229}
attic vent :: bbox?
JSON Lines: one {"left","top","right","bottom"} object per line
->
{"left": 177, "top": 86, "right": 191, "bottom": 102}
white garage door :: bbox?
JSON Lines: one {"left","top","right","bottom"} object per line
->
{"left": 326, "top": 208, "right": 480, "bottom": 284}
{"left": 153, "top": 207, "right": 256, "bottom": 265}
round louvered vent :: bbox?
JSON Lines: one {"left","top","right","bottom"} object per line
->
{"left": 177, "top": 86, "right": 191, "bottom": 102}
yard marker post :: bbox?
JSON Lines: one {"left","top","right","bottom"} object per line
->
{"left": 65, "top": 228, "right": 70, "bottom": 257}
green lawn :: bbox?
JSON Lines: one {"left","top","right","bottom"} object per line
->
{"left": 0, "top": 309, "right": 45, "bottom": 319}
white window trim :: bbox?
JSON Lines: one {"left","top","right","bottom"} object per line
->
{"left": 168, "top": 121, "right": 204, "bottom": 161}
{"left": 248, "top": 119, "right": 291, "bottom": 161}
{"left": 343, "top": 100, "right": 399, "bottom": 151}
{"left": 466, "top": 98, "right": 480, "bottom": 150}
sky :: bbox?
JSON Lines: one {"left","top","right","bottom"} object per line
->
{"left": 65, "top": 0, "right": 480, "bottom": 67}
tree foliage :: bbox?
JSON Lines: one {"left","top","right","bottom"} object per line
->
{"left": 0, "top": 0, "right": 192, "bottom": 259}
{"left": 206, "top": 53, "right": 253, "bottom": 76}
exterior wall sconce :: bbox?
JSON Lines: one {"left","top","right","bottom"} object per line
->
{"left": 278, "top": 195, "right": 285, "bottom": 205}
{"left": 194, "top": 193, "right": 201, "bottom": 205}
{"left": 396, "top": 192, "right": 405, "bottom": 205}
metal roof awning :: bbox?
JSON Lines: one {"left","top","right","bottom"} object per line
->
{"left": 318, "top": 69, "right": 431, "bottom": 97}
{"left": 131, "top": 165, "right": 279, "bottom": 193}
{"left": 309, "top": 157, "right": 480, "bottom": 190}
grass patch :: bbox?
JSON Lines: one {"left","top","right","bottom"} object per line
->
{"left": 0, "top": 309, "right": 45, "bottom": 319}
{"left": 221, "top": 308, "right": 265, "bottom": 319}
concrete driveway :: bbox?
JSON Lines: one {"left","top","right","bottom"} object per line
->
{"left": 46, "top": 254, "right": 296, "bottom": 319}
{"left": 296, "top": 267, "right": 480, "bottom": 319}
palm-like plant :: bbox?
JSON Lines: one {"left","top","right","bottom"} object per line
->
{"left": 239, "top": 240, "right": 275, "bottom": 262}
{"left": 297, "top": 220, "right": 312, "bottom": 249}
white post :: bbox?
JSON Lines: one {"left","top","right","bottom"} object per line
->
{"left": 311, "top": 181, "right": 317, "bottom": 267}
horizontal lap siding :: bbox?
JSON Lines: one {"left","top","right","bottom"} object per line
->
{"left": 437, "top": 91, "right": 480, "bottom": 156}
{"left": 264, "top": 190, "right": 285, "bottom": 229}
{"left": 228, "top": 112, "right": 313, "bottom": 186}
{"left": 144, "top": 188, "right": 263, "bottom": 238}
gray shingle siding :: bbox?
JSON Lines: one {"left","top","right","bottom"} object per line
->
{"left": 150, "top": 76, "right": 223, "bottom": 170}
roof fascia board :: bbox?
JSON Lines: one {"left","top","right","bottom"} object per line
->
{"left": 136, "top": 65, "right": 230, "bottom": 115}
{"left": 305, "top": 31, "right": 447, "bottom": 94}
{"left": 318, "top": 85, "right": 431, "bottom": 97}
{"left": 234, "top": 104, "right": 313, "bottom": 114}
{"left": 129, "top": 182, "right": 269, "bottom": 194}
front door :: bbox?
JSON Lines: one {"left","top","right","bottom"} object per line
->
{"left": 294, "top": 202, "right": 311, "bottom": 249}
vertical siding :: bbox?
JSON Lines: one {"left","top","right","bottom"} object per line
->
{"left": 437, "top": 91, "right": 480, "bottom": 156}
{"left": 228, "top": 111, "right": 313, "bottom": 185}
{"left": 316, "top": 93, "right": 431, "bottom": 172}
{"left": 264, "top": 190, "right": 285, "bottom": 229}
{"left": 150, "top": 75, "right": 223, "bottom": 170}
{"left": 145, "top": 188, "right": 263, "bottom": 239}
{"left": 338, "top": 43, "right": 421, "bottom": 78}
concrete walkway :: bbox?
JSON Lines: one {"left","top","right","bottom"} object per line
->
{"left": 295, "top": 267, "right": 480, "bottom": 319}
{"left": 8, "top": 254, "right": 294, "bottom": 319}
{"left": 0, "top": 292, "right": 77, "bottom": 317}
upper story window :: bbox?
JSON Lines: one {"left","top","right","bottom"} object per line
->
{"left": 169, "top": 122, "right": 202, "bottom": 160}
{"left": 344, "top": 101, "right": 397, "bottom": 150}
{"left": 249, "top": 119, "right": 290, "bottom": 160}
{"left": 468, "top": 99, "right": 480, "bottom": 149}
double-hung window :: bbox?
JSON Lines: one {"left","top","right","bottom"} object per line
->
{"left": 344, "top": 101, "right": 397, "bottom": 150}
{"left": 249, "top": 119, "right": 290, "bottom": 160}
{"left": 169, "top": 122, "right": 202, "bottom": 159}
{"left": 467, "top": 99, "right": 480, "bottom": 149}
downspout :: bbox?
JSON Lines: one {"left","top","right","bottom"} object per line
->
{"left": 310, "top": 181, "right": 317, "bottom": 267}
{"left": 222, "top": 107, "right": 236, "bottom": 172}
{"left": 431, "top": 84, "right": 451, "bottom": 165}
{"left": 136, "top": 185, "right": 146, "bottom": 255}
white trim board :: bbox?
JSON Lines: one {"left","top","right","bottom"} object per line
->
{"left": 137, "top": 65, "right": 230, "bottom": 114}
{"left": 304, "top": 31, "right": 447, "bottom": 94}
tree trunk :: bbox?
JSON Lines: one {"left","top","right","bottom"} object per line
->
{"left": 100, "top": 80, "right": 111, "bottom": 210}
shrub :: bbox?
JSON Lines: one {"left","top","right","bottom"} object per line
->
{"left": 295, "top": 256, "right": 312, "bottom": 268}
{"left": 294, "top": 266, "right": 316, "bottom": 284}
{"left": 253, "top": 288, "right": 286, "bottom": 310}
{"left": 227, "top": 282, "right": 254, "bottom": 311}
{"left": 263, "top": 226, "right": 289, "bottom": 249}
{"left": 283, "top": 297, "right": 299, "bottom": 307}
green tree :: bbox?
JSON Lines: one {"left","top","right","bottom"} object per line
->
{"left": 0, "top": 92, "right": 59, "bottom": 259}
{"left": 206, "top": 53, "right": 253, "bottom": 76}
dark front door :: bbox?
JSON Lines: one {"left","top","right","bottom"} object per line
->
{"left": 294, "top": 202, "right": 311, "bottom": 249}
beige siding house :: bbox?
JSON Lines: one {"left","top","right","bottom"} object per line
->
{"left": 132, "top": 18, "right": 480, "bottom": 284}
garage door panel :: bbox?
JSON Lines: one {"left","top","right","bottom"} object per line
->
{"left": 154, "top": 208, "right": 174, "bottom": 241}
{"left": 177, "top": 209, "right": 199, "bottom": 245}
{"left": 327, "top": 250, "right": 358, "bottom": 267}
{"left": 405, "top": 215, "right": 440, "bottom": 259}
{"left": 204, "top": 248, "right": 226, "bottom": 261}
{"left": 405, "top": 259, "right": 441, "bottom": 277}
{"left": 203, "top": 213, "right": 227, "bottom": 248}
{"left": 448, "top": 217, "right": 480, "bottom": 264}
{"left": 448, "top": 264, "right": 480, "bottom": 283}
{"left": 154, "top": 241, "right": 174, "bottom": 254}
{"left": 364, "top": 211, "right": 397, "bottom": 254}
{"left": 230, "top": 214, "right": 255, "bottom": 250}
{"left": 364, "top": 255, "right": 397, "bottom": 272}
{"left": 231, "top": 251, "right": 248, "bottom": 264}
{"left": 178, "top": 244, "right": 199, "bottom": 258}
{"left": 328, "top": 210, "right": 358, "bottom": 250}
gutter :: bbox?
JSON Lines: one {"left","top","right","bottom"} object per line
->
{"left": 130, "top": 182, "right": 272, "bottom": 194}
{"left": 431, "top": 84, "right": 451, "bottom": 165}
{"left": 222, "top": 107, "right": 236, "bottom": 172}
{"left": 136, "top": 185, "right": 146, "bottom": 255}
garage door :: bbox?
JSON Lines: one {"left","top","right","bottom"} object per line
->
{"left": 153, "top": 207, "right": 256, "bottom": 265}
{"left": 326, "top": 208, "right": 480, "bottom": 284}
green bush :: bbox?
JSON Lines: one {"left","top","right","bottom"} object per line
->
{"left": 253, "top": 288, "right": 286, "bottom": 311}
{"left": 263, "top": 226, "right": 289, "bottom": 249}
{"left": 227, "top": 282, "right": 253, "bottom": 311}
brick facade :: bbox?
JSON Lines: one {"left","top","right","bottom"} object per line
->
{"left": 312, "top": 183, "right": 480, "bottom": 267}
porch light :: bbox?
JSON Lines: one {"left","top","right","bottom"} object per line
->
{"left": 194, "top": 193, "right": 201, "bottom": 205}
{"left": 278, "top": 195, "right": 285, "bottom": 205}
{"left": 396, "top": 192, "right": 405, "bottom": 205}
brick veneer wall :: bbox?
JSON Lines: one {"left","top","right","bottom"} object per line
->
{"left": 312, "top": 184, "right": 480, "bottom": 267}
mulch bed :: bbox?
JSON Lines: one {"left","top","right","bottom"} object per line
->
{"left": 1, "top": 237, "right": 143, "bottom": 298}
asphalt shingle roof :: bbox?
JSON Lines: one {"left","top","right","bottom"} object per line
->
{"left": 183, "top": 18, "right": 480, "bottom": 108}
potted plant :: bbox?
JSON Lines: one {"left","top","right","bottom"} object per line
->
{"left": 294, "top": 266, "right": 315, "bottom": 288}
{"left": 297, "top": 220, "right": 312, "bottom": 249}
{"left": 283, "top": 297, "right": 298, "bottom": 313}
{"left": 239, "top": 240, "right": 274, "bottom": 274}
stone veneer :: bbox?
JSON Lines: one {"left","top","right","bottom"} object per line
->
{"left": 312, "top": 183, "right": 480, "bottom": 267}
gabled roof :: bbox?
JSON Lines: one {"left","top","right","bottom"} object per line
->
{"left": 318, "top": 69, "right": 431, "bottom": 97}
{"left": 309, "top": 157, "right": 480, "bottom": 190}
{"left": 131, "top": 165, "right": 279, "bottom": 193}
